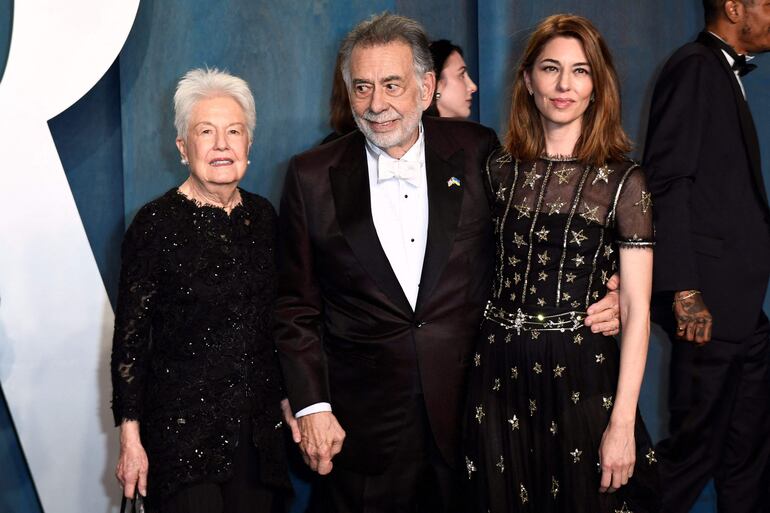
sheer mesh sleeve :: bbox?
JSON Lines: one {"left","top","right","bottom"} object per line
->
{"left": 110, "top": 208, "right": 159, "bottom": 426}
{"left": 613, "top": 165, "right": 655, "bottom": 247}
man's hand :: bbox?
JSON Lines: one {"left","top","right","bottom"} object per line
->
{"left": 281, "top": 398, "right": 301, "bottom": 443}
{"left": 297, "top": 411, "right": 345, "bottom": 475}
{"left": 585, "top": 273, "right": 620, "bottom": 336}
{"left": 673, "top": 290, "right": 712, "bottom": 344}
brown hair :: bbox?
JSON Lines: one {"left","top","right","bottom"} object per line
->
{"left": 329, "top": 50, "right": 356, "bottom": 135}
{"left": 504, "top": 14, "right": 631, "bottom": 165}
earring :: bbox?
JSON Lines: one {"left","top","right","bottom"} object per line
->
{"left": 590, "top": 93, "right": 595, "bottom": 103}
{"left": 180, "top": 158, "right": 188, "bottom": 165}
{"left": 247, "top": 160, "right": 251, "bottom": 165}
{"left": 434, "top": 92, "right": 441, "bottom": 100}
{"left": 528, "top": 89, "right": 534, "bottom": 96}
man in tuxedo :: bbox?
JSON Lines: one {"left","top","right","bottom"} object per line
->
{"left": 643, "top": 1, "right": 770, "bottom": 511}
{"left": 275, "top": 13, "right": 620, "bottom": 512}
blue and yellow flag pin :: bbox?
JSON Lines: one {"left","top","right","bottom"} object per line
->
{"left": 447, "top": 176, "right": 461, "bottom": 188}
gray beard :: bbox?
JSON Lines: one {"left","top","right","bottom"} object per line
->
{"left": 353, "top": 106, "right": 423, "bottom": 151}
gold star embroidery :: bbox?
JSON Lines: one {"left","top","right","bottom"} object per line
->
{"left": 538, "top": 250, "right": 551, "bottom": 265}
{"left": 579, "top": 202, "right": 601, "bottom": 225}
{"left": 533, "top": 362, "right": 543, "bottom": 374}
{"left": 595, "top": 353, "right": 606, "bottom": 364}
{"left": 550, "top": 421, "right": 558, "bottom": 435}
{"left": 529, "top": 285, "right": 538, "bottom": 295}
{"left": 510, "top": 292, "right": 517, "bottom": 302}
{"left": 515, "top": 199, "right": 531, "bottom": 219}
{"left": 538, "top": 271, "right": 548, "bottom": 282}
{"left": 551, "top": 476, "right": 560, "bottom": 498}
{"left": 592, "top": 290, "right": 600, "bottom": 300}
{"left": 646, "top": 448, "right": 657, "bottom": 465}
{"left": 547, "top": 197, "right": 566, "bottom": 215}
{"left": 496, "top": 152, "right": 512, "bottom": 164}
{"left": 571, "top": 391, "right": 581, "bottom": 404}
{"left": 635, "top": 190, "right": 653, "bottom": 214}
{"left": 508, "top": 254, "right": 521, "bottom": 266}
{"left": 572, "top": 254, "right": 585, "bottom": 267}
{"left": 496, "top": 455, "right": 505, "bottom": 473}
{"left": 571, "top": 230, "right": 588, "bottom": 246}
{"left": 537, "top": 298, "right": 547, "bottom": 306}
{"left": 512, "top": 233, "right": 527, "bottom": 248}
{"left": 604, "top": 244, "right": 614, "bottom": 258}
{"left": 601, "top": 270, "right": 609, "bottom": 284}
{"left": 504, "top": 278, "right": 512, "bottom": 288}
{"left": 571, "top": 300, "right": 581, "bottom": 308}
{"left": 511, "top": 366, "right": 519, "bottom": 379}
{"left": 475, "top": 405, "right": 485, "bottom": 423}
{"left": 488, "top": 334, "right": 496, "bottom": 344}
{"left": 565, "top": 272, "right": 577, "bottom": 283}
{"left": 529, "top": 399, "right": 537, "bottom": 416}
{"left": 522, "top": 168, "right": 543, "bottom": 189}
{"left": 465, "top": 456, "right": 477, "bottom": 479}
{"left": 592, "top": 165, "right": 614, "bottom": 185}
{"left": 535, "top": 226, "right": 550, "bottom": 242}
{"left": 562, "top": 292, "right": 571, "bottom": 301}
{"left": 508, "top": 415, "right": 520, "bottom": 430}
{"left": 531, "top": 329, "right": 541, "bottom": 340}
{"left": 492, "top": 378, "right": 501, "bottom": 392}
{"left": 496, "top": 185, "right": 507, "bottom": 201}
{"left": 513, "top": 273, "right": 522, "bottom": 284}
{"left": 504, "top": 333, "right": 512, "bottom": 343}
{"left": 520, "top": 484, "right": 529, "bottom": 504}
{"left": 554, "top": 166, "right": 575, "bottom": 184}
{"left": 570, "top": 448, "right": 583, "bottom": 463}
{"left": 602, "top": 396, "right": 614, "bottom": 410}
{"left": 573, "top": 333, "right": 583, "bottom": 345}
{"left": 553, "top": 364, "right": 566, "bottom": 378}
{"left": 615, "top": 502, "right": 633, "bottom": 513}
{"left": 473, "top": 353, "right": 481, "bottom": 367}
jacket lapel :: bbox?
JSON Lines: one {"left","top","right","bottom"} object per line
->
{"left": 329, "top": 132, "right": 413, "bottom": 315}
{"left": 698, "top": 32, "right": 768, "bottom": 211}
{"left": 415, "top": 122, "right": 465, "bottom": 313}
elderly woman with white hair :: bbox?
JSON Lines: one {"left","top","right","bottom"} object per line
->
{"left": 111, "top": 68, "right": 290, "bottom": 513}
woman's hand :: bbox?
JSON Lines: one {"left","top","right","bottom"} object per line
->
{"left": 281, "top": 398, "right": 301, "bottom": 443}
{"left": 116, "top": 420, "right": 148, "bottom": 499}
{"left": 598, "top": 419, "right": 636, "bottom": 493}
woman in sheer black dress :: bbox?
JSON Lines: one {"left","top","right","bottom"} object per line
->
{"left": 465, "top": 15, "right": 660, "bottom": 512}
{"left": 111, "top": 68, "right": 290, "bottom": 513}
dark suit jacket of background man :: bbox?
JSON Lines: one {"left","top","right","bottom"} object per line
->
{"left": 275, "top": 116, "right": 498, "bottom": 474}
{"left": 644, "top": 31, "right": 770, "bottom": 339}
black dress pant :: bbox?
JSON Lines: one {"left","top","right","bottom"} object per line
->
{"left": 148, "top": 420, "right": 280, "bottom": 513}
{"left": 656, "top": 314, "right": 770, "bottom": 513}
{"left": 315, "top": 394, "right": 462, "bottom": 513}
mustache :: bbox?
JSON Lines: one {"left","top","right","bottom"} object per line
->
{"left": 358, "top": 109, "right": 403, "bottom": 123}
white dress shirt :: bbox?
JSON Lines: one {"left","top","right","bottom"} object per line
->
{"left": 710, "top": 31, "right": 752, "bottom": 99}
{"left": 294, "top": 125, "right": 430, "bottom": 419}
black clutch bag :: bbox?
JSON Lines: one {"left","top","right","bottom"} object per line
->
{"left": 120, "top": 493, "right": 145, "bottom": 513}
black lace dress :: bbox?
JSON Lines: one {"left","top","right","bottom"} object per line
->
{"left": 110, "top": 188, "right": 290, "bottom": 502}
{"left": 464, "top": 151, "right": 660, "bottom": 512}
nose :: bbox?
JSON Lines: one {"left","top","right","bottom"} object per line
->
{"left": 467, "top": 75, "right": 478, "bottom": 94}
{"left": 214, "top": 130, "right": 229, "bottom": 150}
{"left": 369, "top": 86, "right": 388, "bottom": 113}
{"left": 556, "top": 70, "right": 571, "bottom": 92}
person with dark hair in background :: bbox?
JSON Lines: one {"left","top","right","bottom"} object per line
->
{"left": 321, "top": 50, "right": 357, "bottom": 144}
{"left": 425, "top": 39, "right": 478, "bottom": 118}
{"left": 465, "top": 13, "right": 660, "bottom": 513}
{"left": 643, "top": 1, "right": 770, "bottom": 512}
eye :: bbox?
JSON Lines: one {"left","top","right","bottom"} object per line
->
{"left": 574, "top": 67, "right": 591, "bottom": 75}
{"left": 229, "top": 128, "right": 241, "bottom": 135}
{"left": 200, "top": 128, "right": 213, "bottom": 135}
{"left": 354, "top": 83, "right": 371, "bottom": 96}
{"left": 541, "top": 65, "right": 559, "bottom": 72}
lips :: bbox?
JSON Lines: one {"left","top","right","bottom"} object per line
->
{"left": 368, "top": 119, "right": 397, "bottom": 131}
{"left": 209, "top": 158, "right": 234, "bottom": 166}
{"left": 550, "top": 98, "right": 574, "bottom": 108}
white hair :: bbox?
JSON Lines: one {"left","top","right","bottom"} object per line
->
{"left": 173, "top": 68, "right": 256, "bottom": 140}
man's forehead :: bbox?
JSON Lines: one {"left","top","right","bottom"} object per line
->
{"left": 350, "top": 40, "right": 414, "bottom": 67}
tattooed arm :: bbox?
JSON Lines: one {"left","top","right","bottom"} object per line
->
{"left": 673, "top": 290, "right": 712, "bottom": 344}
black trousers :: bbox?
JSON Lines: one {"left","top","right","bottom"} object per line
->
{"left": 314, "top": 395, "right": 463, "bottom": 513}
{"left": 656, "top": 313, "right": 770, "bottom": 513}
{"left": 148, "top": 420, "right": 281, "bottom": 513}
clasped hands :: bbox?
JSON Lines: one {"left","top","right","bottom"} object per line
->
{"left": 281, "top": 399, "right": 345, "bottom": 475}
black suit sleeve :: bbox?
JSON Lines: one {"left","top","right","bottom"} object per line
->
{"left": 643, "top": 54, "right": 712, "bottom": 292}
{"left": 274, "top": 158, "right": 330, "bottom": 413}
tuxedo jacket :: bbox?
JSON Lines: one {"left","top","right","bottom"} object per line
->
{"left": 643, "top": 32, "right": 770, "bottom": 342}
{"left": 275, "top": 116, "right": 498, "bottom": 472}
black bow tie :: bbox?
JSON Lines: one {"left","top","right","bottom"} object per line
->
{"left": 731, "top": 53, "right": 757, "bottom": 77}
{"left": 708, "top": 33, "right": 758, "bottom": 76}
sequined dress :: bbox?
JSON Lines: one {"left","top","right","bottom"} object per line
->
{"left": 464, "top": 151, "right": 660, "bottom": 512}
{"left": 110, "top": 189, "right": 290, "bottom": 501}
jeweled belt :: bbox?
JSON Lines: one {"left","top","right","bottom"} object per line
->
{"left": 483, "top": 302, "right": 586, "bottom": 334}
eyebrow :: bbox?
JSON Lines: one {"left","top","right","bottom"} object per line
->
{"left": 193, "top": 121, "right": 246, "bottom": 128}
{"left": 540, "top": 58, "right": 590, "bottom": 67}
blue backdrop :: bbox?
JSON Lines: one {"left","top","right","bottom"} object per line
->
{"left": 1, "top": 1, "right": 769, "bottom": 511}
